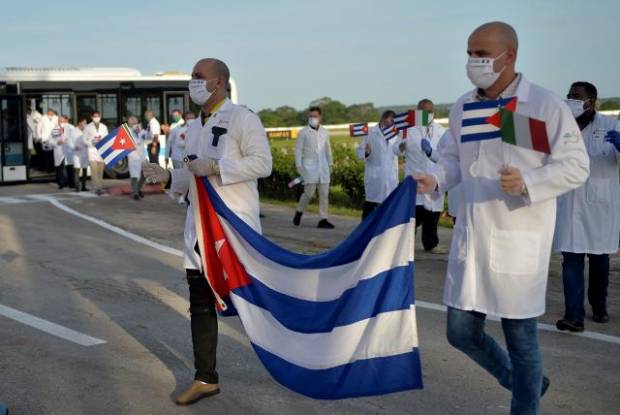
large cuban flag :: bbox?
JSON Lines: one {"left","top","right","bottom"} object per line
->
{"left": 190, "top": 176, "right": 423, "bottom": 400}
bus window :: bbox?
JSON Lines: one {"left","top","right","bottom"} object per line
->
{"left": 76, "top": 94, "right": 97, "bottom": 122}
{"left": 1, "top": 97, "right": 25, "bottom": 167}
{"left": 144, "top": 96, "right": 161, "bottom": 120}
{"left": 27, "top": 94, "right": 72, "bottom": 119}
{"left": 124, "top": 96, "right": 142, "bottom": 120}
{"left": 166, "top": 94, "right": 185, "bottom": 123}
{"left": 100, "top": 94, "right": 118, "bottom": 129}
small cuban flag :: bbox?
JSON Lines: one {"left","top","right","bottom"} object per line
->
{"left": 394, "top": 110, "right": 432, "bottom": 131}
{"left": 95, "top": 123, "right": 137, "bottom": 168}
{"left": 381, "top": 124, "right": 399, "bottom": 141}
{"left": 460, "top": 97, "right": 517, "bottom": 143}
{"left": 349, "top": 122, "right": 369, "bottom": 137}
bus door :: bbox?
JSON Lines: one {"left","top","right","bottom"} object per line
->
{"left": 0, "top": 95, "right": 27, "bottom": 183}
{"left": 163, "top": 91, "right": 188, "bottom": 124}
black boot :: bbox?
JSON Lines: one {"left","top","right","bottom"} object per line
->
{"left": 317, "top": 219, "right": 335, "bottom": 229}
{"left": 293, "top": 211, "right": 302, "bottom": 226}
{"left": 556, "top": 318, "right": 584, "bottom": 332}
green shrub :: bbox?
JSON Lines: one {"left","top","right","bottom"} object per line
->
{"left": 259, "top": 141, "right": 366, "bottom": 209}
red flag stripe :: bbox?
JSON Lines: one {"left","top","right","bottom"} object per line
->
{"left": 528, "top": 117, "right": 551, "bottom": 154}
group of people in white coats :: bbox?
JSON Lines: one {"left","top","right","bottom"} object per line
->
{"left": 356, "top": 99, "right": 449, "bottom": 253}
{"left": 29, "top": 111, "right": 100, "bottom": 192}
{"left": 132, "top": 22, "right": 618, "bottom": 414}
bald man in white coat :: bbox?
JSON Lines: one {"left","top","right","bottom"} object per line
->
{"left": 415, "top": 22, "right": 589, "bottom": 414}
{"left": 143, "top": 58, "right": 272, "bottom": 406}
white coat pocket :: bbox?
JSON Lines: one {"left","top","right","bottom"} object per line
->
{"left": 586, "top": 178, "right": 611, "bottom": 204}
{"left": 490, "top": 228, "right": 541, "bottom": 275}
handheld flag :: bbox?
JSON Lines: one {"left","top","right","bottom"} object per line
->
{"left": 486, "top": 108, "right": 551, "bottom": 154}
{"left": 381, "top": 124, "right": 398, "bottom": 141}
{"left": 394, "top": 110, "right": 432, "bottom": 131}
{"left": 190, "top": 177, "right": 422, "bottom": 399}
{"left": 95, "top": 123, "right": 137, "bottom": 168}
{"left": 349, "top": 123, "right": 369, "bottom": 137}
{"left": 460, "top": 96, "right": 517, "bottom": 143}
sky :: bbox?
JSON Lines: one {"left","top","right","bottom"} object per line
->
{"left": 1, "top": 0, "right": 619, "bottom": 110}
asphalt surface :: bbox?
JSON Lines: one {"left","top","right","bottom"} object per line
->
{"left": 0, "top": 181, "right": 619, "bottom": 415}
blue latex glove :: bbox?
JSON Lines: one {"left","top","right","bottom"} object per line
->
{"left": 605, "top": 130, "right": 620, "bottom": 152}
{"left": 421, "top": 138, "right": 433, "bottom": 157}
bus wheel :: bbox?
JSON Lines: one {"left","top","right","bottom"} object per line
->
{"left": 104, "top": 157, "right": 129, "bottom": 179}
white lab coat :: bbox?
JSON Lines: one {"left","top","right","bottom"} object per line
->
{"left": 166, "top": 122, "right": 190, "bottom": 162}
{"left": 553, "top": 113, "right": 620, "bottom": 254}
{"left": 27, "top": 110, "right": 42, "bottom": 150}
{"left": 71, "top": 127, "right": 89, "bottom": 168}
{"left": 84, "top": 122, "right": 109, "bottom": 162}
{"left": 51, "top": 124, "right": 76, "bottom": 166}
{"left": 146, "top": 118, "right": 161, "bottom": 143}
{"left": 128, "top": 127, "right": 147, "bottom": 179}
{"left": 37, "top": 115, "right": 58, "bottom": 150}
{"left": 295, "top": 125, "right": 333, "bottom": 184}
{"left": 434, "top": 76, "right": 590, "bottom": 318}
{"left": 169, "top": 99, "right": 272, "bottom": 271}
{"left": 395, "top": 122, "right": 446, "bottom": 211}
{"left": 357, "top": 126, "right": 399, "bottom": 203}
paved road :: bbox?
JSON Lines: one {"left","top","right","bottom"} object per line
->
{"left": 0, "top": 182, "right": 618, "bottom": 414}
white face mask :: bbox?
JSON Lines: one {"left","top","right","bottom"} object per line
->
{"left": 189, "top": 79, "right": 217, "bottom": 105}
{"left": 92, "top": 116, "right": 101, "bottom": 123}
{"left": 565, "top": 98, "right": 587, "bottom": 118}
{"left": 466, "top": 50, "right": 507, "bottom": 89}
{"left": 308, "top": 117, "right": 320, "bottom": 128}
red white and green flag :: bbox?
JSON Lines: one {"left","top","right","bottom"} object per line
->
{"left": 486, "top": 109, "right": 551, "bottom": 154}
{"left": 394, "top": 110, "right": 431, "bottom": 130}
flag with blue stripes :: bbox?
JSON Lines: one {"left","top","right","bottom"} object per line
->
{"left": 381, "top": 124, "right": 399, "bottom": 141}
{"left": 95, "top": 123, "right": 137, "bottom": 168}
{"left": 191, "top": 176, "right": 422, "bottom": 399}
{"left": 460, "top": 96, "right": 517, "bottom": 143}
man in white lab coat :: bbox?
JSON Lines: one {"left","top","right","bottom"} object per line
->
{"left": 357, "top": 110, "right": 399, "bottom": 219}
{"left": 554, "top": 81, "right": 620, "bottom": 331}
{"left": 167, "top": 112, "right": 196, "bottom": 170}
{"left": 71, "top": 118, "right": 90, "bottom": 192}
{"left": 293, "top": 106, "right": 335, "bottom": 228}
{"left": 83, "top": 112, "right": 109, "bottom": 195}
{"left": 50, "top": 115, "right": 76, "bottom": 189}
{"left": 36, "top": 109, "right": 58, "bottom": 172}
{"left": 143, "top": 58, "right": 272, "bottom": 406}
{"left": 126, "top": 116, "right": 147, "bottom": 200}
{"left": 415, "top": 22, "right": 589, "bottom": 413}
{"left": 165, "top": 108, "right": 186, "bottom": 168}
{"left": 394, "top": 99, "right": 446, "bottom": 251}
{"left": 145, "top": 110, "right": 161, "bottom": 164}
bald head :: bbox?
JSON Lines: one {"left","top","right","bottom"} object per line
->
{"left": 470, "top": 21, "right": 518, "bottom": 51}
{"left": 193, "top": 58, "right": 230, "bottom": 83}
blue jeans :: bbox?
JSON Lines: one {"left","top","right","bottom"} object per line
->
{"left": 561, "top": 252, "right": 609, "bottom": 322}
{"left": 447, "top": 307, "right": 542, "bottom": 415}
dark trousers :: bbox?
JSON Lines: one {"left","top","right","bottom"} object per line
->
{"left": 74, "top": 168, "right": 88, "bottom": 191}
{"left": 147, "top": 142, "right": 160, "bottom": 164}
{"left": 186, "top": 269, "right": 219, "bottom": 384}
{"left": 415, "top": 205, "right": 440, "bottom": 251}
{"left": 361, "top": 201, "right": 379, "bottom": 219}
{"left": 56, "top": 162, "right": 67, "bottom": 188}
{"left": 561, "top": 252, "right": 610, "bottom": 322}
{"left": 66, "top": 165, "right": 75, "bottom": 188}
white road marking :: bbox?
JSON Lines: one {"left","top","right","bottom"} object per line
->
{"left": 0, "top": 192, "right": 98, "bottom": 205}
{"left": 0, "top": 304, "right": 106, "bottom": 347}
{"left": 45, "top": 198, "right": 620, "bottom": 347}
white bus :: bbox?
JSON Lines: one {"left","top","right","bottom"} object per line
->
{"left": 0, "top": 67, "right": 238, "bottom": 183}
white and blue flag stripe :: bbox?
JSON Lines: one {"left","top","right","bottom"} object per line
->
{"left": 195, "top": 176, "right": 422, "bottom": 399}
{"left": 460, "top": 97, "right": 515, "bottom": 143}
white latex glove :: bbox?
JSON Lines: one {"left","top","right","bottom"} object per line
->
{"left": 142, "top": 162, "right": 170, "bottom": 184}
{"left": 187, "top": 159, "right": 220, "bottom": 177}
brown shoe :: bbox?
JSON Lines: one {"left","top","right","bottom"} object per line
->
{"left": 175, "top": 380, "right": 220, "bottom": 406}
